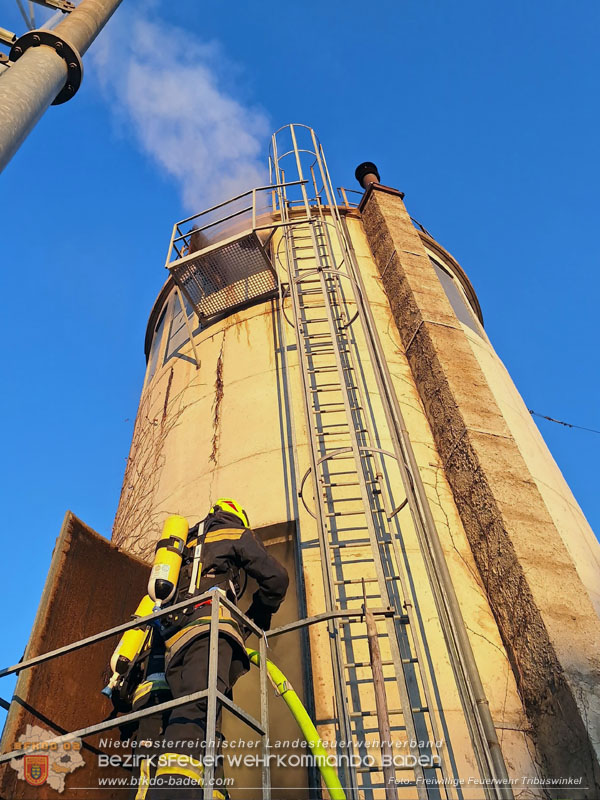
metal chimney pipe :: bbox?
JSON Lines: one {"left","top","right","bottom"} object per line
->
{"left": 355, "top": 161, "right": 380, "bottom": 189}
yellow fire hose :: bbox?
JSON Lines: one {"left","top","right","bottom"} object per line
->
{"left": 246, "top": 648, "right": 345, "bottom": 800}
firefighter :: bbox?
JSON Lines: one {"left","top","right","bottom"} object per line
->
{"left": 148, "top": 498, "right": 289, "bottom": 800}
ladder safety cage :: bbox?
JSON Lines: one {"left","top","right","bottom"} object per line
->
{"left": 270, "top": 123, "right": 512, "bottom": 800}
{"left": 270, "top": 123, "right": 456, "bottom": 800}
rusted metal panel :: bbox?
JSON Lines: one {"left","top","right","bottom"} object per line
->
{"left": 0, "top": 511, "right": 150, "bottom": 799}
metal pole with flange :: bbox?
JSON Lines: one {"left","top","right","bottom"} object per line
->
{"left": 0, "top": 0, "right": 123, "bottom": 172}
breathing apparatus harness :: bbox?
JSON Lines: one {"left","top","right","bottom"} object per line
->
{"left": 102, "top": 508, "right": 250, "bottom": 703}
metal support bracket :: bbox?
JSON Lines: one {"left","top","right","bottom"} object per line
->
{"left": 10, "top": 29, "right": 82, "bottom": 105}
{"left": 31, "top": 0, "right": 76, "bottom": 12}
{"left": 0, "top": 26, "right": 17, "bottom": 48}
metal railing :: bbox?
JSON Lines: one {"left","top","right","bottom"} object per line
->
{"left": 0, "top": 590, "right": 271, "bottom": 800}
{"left": 0, "top": 587, "right": 400, "bottom": 799}
{"left": 336, "top": 186, "right": 435, "bottom": 239}
{"left": 163, "top": 179, "right": 329, "bottom": 326}
{"left": 336, "top": 187, "right": 363, "bottom": 208}
{"left": 165, "top": 180, "right": 309, "bottom": 268}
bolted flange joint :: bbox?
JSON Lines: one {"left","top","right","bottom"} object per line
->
{"left": 9, "top": 29, "right": 83, "bottom": 105}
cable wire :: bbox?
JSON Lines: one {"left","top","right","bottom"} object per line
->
{"left": 529, "top": 409, "right": 600, "bottom": 436}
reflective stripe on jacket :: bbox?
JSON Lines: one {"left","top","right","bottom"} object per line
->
{"left": 163, "top": 512, "right": 289, "bottom": 667}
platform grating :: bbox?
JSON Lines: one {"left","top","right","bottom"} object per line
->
{"left": 169, "top": 232, "right": 277, "bottom": 320}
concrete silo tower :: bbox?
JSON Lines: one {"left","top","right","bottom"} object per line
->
{"left": 110, "top": 124, "right": 600, "bottom": 799}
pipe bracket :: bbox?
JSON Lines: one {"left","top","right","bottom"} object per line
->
{"left": 10, "top": 29, "right": 83, "bottom": 105}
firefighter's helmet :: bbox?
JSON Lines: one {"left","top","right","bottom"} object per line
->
{"left": 211, "top": 498, "right": 249, "bottom": 528}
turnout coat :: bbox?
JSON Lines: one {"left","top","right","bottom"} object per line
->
{"left": 161, "top": 510, "right": 289, "bottom": 680}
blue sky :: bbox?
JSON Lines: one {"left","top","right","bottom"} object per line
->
{"left": 1, "top": 0, "right": 599, "bottom": 705}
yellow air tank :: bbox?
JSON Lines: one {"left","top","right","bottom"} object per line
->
{"left": 148, "top": 514, "right": 189, "bottom": 607}
{"left": 102, "top": 594, "right": 155, "bottom": 696}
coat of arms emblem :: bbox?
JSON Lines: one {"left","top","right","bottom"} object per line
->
{"left": 24, "top": 754, "right": 49, "bottom": 786}
{"left": 11, "top": 726, "right": 85, "bottom": 791}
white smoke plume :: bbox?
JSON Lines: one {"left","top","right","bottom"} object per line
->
{"left": 90, "top": 6, "right": 270, "bottom": 211}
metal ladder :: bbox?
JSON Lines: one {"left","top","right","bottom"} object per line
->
{"left": 275, "top": 179, "right": 454, "bottom": 800}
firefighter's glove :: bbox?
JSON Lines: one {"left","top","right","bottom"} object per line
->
{"left": 110, "top": 684, "right": 132, "bottom": 715}
{"left": 244, "top": 592, "right": 274, "bottom": 633}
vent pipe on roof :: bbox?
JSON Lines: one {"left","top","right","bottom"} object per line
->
{"left": 355, "top": 161, "right": 380, "bottom": 189}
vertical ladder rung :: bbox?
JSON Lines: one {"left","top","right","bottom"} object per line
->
{"left": 349, "top": 707, "right": 405, "bottom": 718}
{"left": 344, "top": 660, "right": 394, "bottom": 669}
{"left": 328, "top": 539, "right": 371, "bottom": 549}
{"left": 286, "top": 223, "right": 439, "bottom": 776}
{"left": 326, "top": 510, "right": 366, "bottom": 517}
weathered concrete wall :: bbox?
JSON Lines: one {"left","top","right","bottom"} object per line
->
{"left": 112, "top": 300, "right": 294, "bottom": 560}
{"left": 459, "top": 316, "right": 600, "bottom": 617}
{"left": 359, "top": 183, "right": 600, "bottom": 794}
{"left": 112, "top": 308, "right": 309, "bottom": 797}
{"left": 110, "top": 210, "right": 550, "bottom": 796}
{"left": 342, "top": 213, "right": 545, "bottom": 794}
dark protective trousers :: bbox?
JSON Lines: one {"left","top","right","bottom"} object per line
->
{"left": 147, "top": 634, "right": 234, "bottom": 800}
{"left": 129, "top": 701, "right": 167, "bottom": 800}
